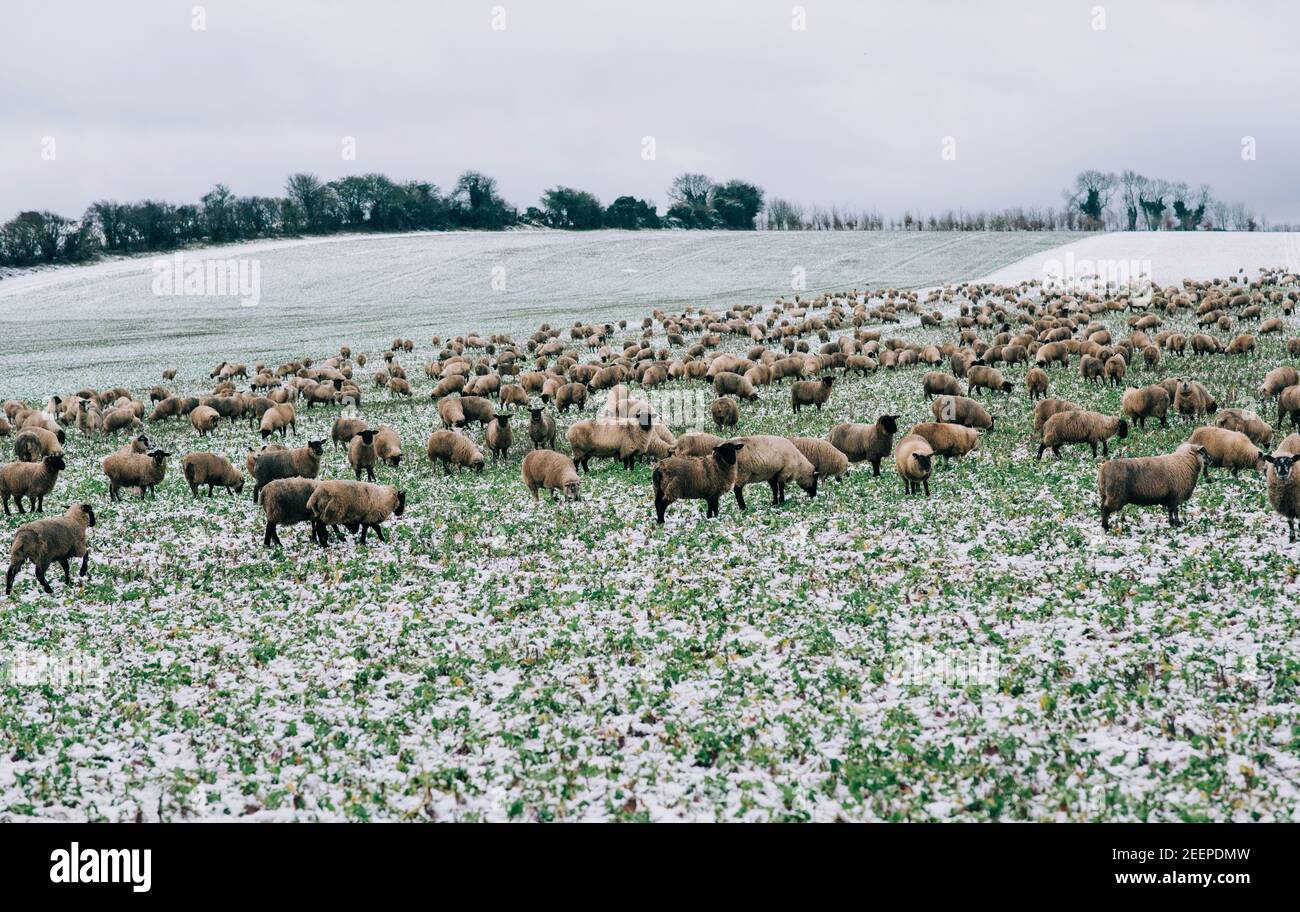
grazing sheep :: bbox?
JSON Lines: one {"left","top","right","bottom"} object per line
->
{"left": 1121, "top": 386, "right": 1170, "bottom": 430}
{"left": 426, "top": 430, "right": 485, "bottom": 474}
{"left": 260, "top": 478, "right": 321, "bottom": 547}
{"left": 181, "top": 451, "right": 245, "bottom": 497}
{"left": 459, "top": 395, "right": 495, "bottom": 428}
{"left": 1098, "top": 443, "right": 1206, "bottom": 531}
{"left": 259, "top": 403, "right": 297, "bottom": 439}
{"left": 373, "top": 426, "right": 402, "bottom": 467}
{"left": 789, "top": 437, "right": 848, "bottom": 481}
{"left": 565, "top": 413, "right": 655, "bottom": 472}
{"left": 1174, "top": 378, "right": 1216, "bottom": 421}
{"left": 652, "top": 441, "right": 744, "bottom": 522}
{"left": 1079, "top": 355, "right": 1104, "bottom": 385}
{"left": 791, "top": 377, "right": 833, "bottom": 413}
{"left": 923, "top": 371, "right": 964, "bottom": 400}
{"left": 521, "top": 450, "right": 582, "bottom": 502}
{"left": 1187, "top": 426, "right": 1267, "bottom": 478}
{"left": 331, "top": 416, "right": 368, "bottom": 449}
{"left": 1226, "top": 334, "right": 1255, "bottom": 356}
{"left": 673, "top": 431, "right": 725, "bottom": 458}
{"left": 148, "top": 395, "right": 197, "bottom": 422}
{"left": 711, "top": 397, "right": 740, "bottom": 430}
{"left": 552, "top": 382, "right": 588, "bottom": 413}
{"left": 348, "top": 429, "right": 380, "bottom": 481}
{"left": 388, "top": 376, "right": 413, "bottom": 397}
{"left": 829, "top": 415, "right": 899, "bottom": 476}
{"left": 485, "top": 413, "right": 513, "bottom": 462}
{"left": 190, "top": 405, "right": 221, "bottom": 436}
{"left": 713, "top": 373, "right": 759, "bottom": 401}
{"left": 931, "top": 395, "right": 994, "bottom": 430}
{"left": 1038, "top": 411, "right": 1128, "bottom": 459}
{"left": 894, "top": 434, "right": 934, "bottom": 496}
{"left": 528, "top": 407, "right": 557, "bottom": 450}
{"left": 250, "top": 441, "right": 324, "bottom": 503}
{"left": 102, "top": 448, "right": 171, "bottom": 501}
{"left": 1277, "top": 433, "right": 1300, "bottom": 456}
{"left": 0, "top": 454, "right": 66, "bottom": 515}
{"left": 1213, "top": 409, "right": 1273, "bottom": 448}
{"left": 438, "top": 396, "right": 468, "bottom": 429}
{"left": 5, "top": 504, "right": 95, "bottom": 595}
{"left": 1103, "top": 354, "right": 1127, "bottom": 387}
{"left": 1142, "top": 345, "right": 1161, "bottom": 369}
{"left": 1257, "top": 365, "right": 1298, "bottom": 402}
{"left": 967, "top": 365, "right": 1013, "bottom": 397}
{"left": 13, "top": 427, "right": 63, "bottom": 462}
{"left": 732, "top": 435, "right": 818, "bottom": 509}
{"left": 307, "top": 480, "right": 406, "bottom": 546}
{"left": 1025, "top": 368, "right": 1049, "bottom": 400}
{"left": 906, "top": 422, "right": 980, "bottom": 463}
{"left": 1263, "top": 452, "right": 1300, "bottom": 541}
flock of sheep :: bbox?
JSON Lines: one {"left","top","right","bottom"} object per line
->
{"left": 3, "top": 264, "right": 1300, "bottom": 596}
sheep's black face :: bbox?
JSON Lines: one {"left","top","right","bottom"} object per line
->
{"left": 915, "top": 453, "right": 933, "bottom": 473}
{"left": 149, "top": 450, "right": 169, "bottom": 466}
{"left": 308, "top": 441, "right": 324, "bottom": 454}
{"left": 388, "top": 455, "right": 402, "bottom": 467}
{"left": 359, "top": 430, "right": 377, "bottom": 445}
{"left": 394, "top": 492, "right": 407, "bottom": 516}
{"left": 880, "top": 415, "right": 899, "bottom": 435}
{"left": 638, "top": 413, "right": 653, "bottom": 430}
{"left": 822, "top": 377, "right": 834, "bottom": 388}
{"left": 1270, "top": 454, "right": 1294, "bottom": 480}
{"left": 1117, "top": 419, "right": 1130, "bottom": 439}
{"left": 713, "top": 442, "right": 743, "bottom": 466}
{"left": 46, "top": 454, "right": 66, "bottom": 471}
{"left": 530, "top": 408, "right": 543, "bottom": 419}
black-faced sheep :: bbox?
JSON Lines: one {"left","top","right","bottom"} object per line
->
{"left": 652, "top": 441, "right": 744, "bottom": 522}
{"left": 307, "top": 480, "right": 406, "bottom": 546}
{"left": 521, "top": 450, "right": 581, "bottom": 502}
{"left": 426, "top": 430, "right": 485, "bottom": 474}
{"left": 1038, "top": 411, "right": 1128, "bottom": 459}
{"left": 1121, "top": 386, "right": 1170, "bottom": 430}
{"left": 829, "top": 415, "right": 899, "bottom": 476}
{"left": 732, "top": 435, "right": 818, "bottom": 509}
{"left": 0, "top": 454, "right": 66, "bottom": 515}
{"left": 1098, "top": 443, "right": 1206, "bottom": 530}
{"left": 5, "top": 504, "right": 95, "bottom": 595}
{"left": 1187, "top": 426, "right": 1266, "bottom": 478}
{"left": 894, "top": 434, "right": 934, "bottom": 496}
{"left": 102, "top": 449, "right": 170, "bottom": 501}
{"left": 791, "top": 377, "right": 833, "bottom": 413}
{"left": 181, "top": 451, "right": 245, "bottom": 497}
{"left": 250, "top": 441, "right": 323, "bottom": 503}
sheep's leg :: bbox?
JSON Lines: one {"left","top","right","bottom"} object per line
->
{"left": 734, "top": 486, "right": 747, "bottom": 511}
{"left": 1, "top": 494, "right": 8, "bottom": 516}
{"left": 1101, "top": 509, "right": 1111, "bottom": 532}
{"left": 34, "top": 564, "right": 54, "bottom": 595}
{"left": 1053, "top": 446, "right": 1062, "bottom": 459}
{"left": 15, "top": 497, "right": 26, "bottom": 515}
{"left": 871, "top": 459, "right": 881, "bottom": 477}
{"left": 358, "top": 524, "right": 369, "bottom": 545}
{"left": 367, "top": 467, "right": 376, "bottom": 481}
{"left": 252, "top": 484, "right": 260, "bottom": 504}
{"left": 768, "top": 478, "right": 781, "bottom": 505}
{"left": 79, "top": 551, "right": 90, "bottom": 579}
{"left": 264, "top": 521, "right": 277, "bottom": 548}
{"left": 373, "top": 524, "right": 386, "bottom": 542}
{"left": 706, "top": 496, "right": 718, "bottom": 519}
{"left": 1090, "top": 442, "right": 1098, "bottom": 458}
{"left": 1290, "top": 517, "right": 1296, "bottom": 543}
{"left": 5, "top": 561, "right": 20, "bottom": 595}
{"left": 1035, "top": 444, "right": 1045, "bottom": 461}
{"left": 1101, "top": 441, "right": 1108, "bottom": 457}
{"left": 654, "top": 496, "right": 667, "bottom": 524}
{"left": 923, "top": 480, "right": 930, "bottom": 497}
{"left": 208, "top": 484, "right": 216, "bottom": 497}
{"left": 59, "top": 558, "right": 71, "bottom": 585}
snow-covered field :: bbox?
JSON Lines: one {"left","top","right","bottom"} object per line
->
{"left": 2, "top": 231, "right": 1299, "bottom": 822}
{"left": 0, "top": 231, "right": 1079, "bottom": 400}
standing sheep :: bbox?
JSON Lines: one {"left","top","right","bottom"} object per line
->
{"left": 181, "top": 452, "right": 245, "bottom": 497}
{"left": 0, "top": 454, "right": 66, "bottom": 515}
{"left": 102, "top": 449, "right": 170, "bottom": 501}
{"left": 521, "top": 450, "right": 581, "bottom": 502}
{"left": 791, "top": 377, "right": 833, "bottom": 413}
{"left": 829, "top": 415, "right": 899, "bottom": 476}
{"left": 528, "top": 407, "right": 557, "bottom": 450}
{"left": 5, "top": 504, "right": 96, "bottom": 595}
{"left": 1187, "top": 426, "right": 1267, "bottom": 479}
{"left": 732, "top": 435, "right": 818, "bottom": 509}
{"left": 250, "top": 441, "right": 324, "bottom": 503}
{"left": 1121, "top": 386, "right": 1170, "bottom": 430}
{"left": 652, "top": 441, "right": 745, "bottom": 522}
{"left": 1037, "top": 411, "right": 1128, "bottom": 459}
{"left": 789, "top": 437, "right": 849, "bottom": 482}
{"left": 485, "top": 414, "right": 513, "bottom": 462}
{"left": 307, "top": 480, "right": 407, "bottom": 546}
{"left": 259, "top": 478, "right": 322, "bottom": 547}
{"left": 1025, "top": 368, "right": 1049, "bottom": 400}
{"left": 894, "top": 434, "right": 935, "bottom": 496}
{"left": 1263, "top": 452, "right": 1300, "bottom": 541}
{"left": 1098, "top": 443, "right": 1206, "bottom": 531}
{"left": 426, "top": 430, "right": 485, "bottom": 474}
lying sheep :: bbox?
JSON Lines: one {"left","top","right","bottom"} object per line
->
{"left": 1187, "top": 426, "right": 1266, "bottom": 479}
{"left": 894, "top": 434, "right": 934, "bottom": 496}
{"left": 102, "top": 448, "right": 171, "bottom": 501}
{"left": 307, "top": 480, "right": 406, "bottom": 546}
{"left": 1213, "top": 409, "right": 1273, "bottom": 448}
{"left": 829, "top": 415, "right": 899, "bottom": 476}
{"left": 732, "top": 435, "right": 818, "bottom": 509}
{"left": 5, "top": 504, "right": 95, "bottom": 595}
{"left": 0, "top": 454, "right": 66, "bottom": 515}
{"left": 521, "top": 450, "right": 581, "bottom": 502}
{"left": 791, "top": 377, "right": 833, "bottom": 413}
{"left": 1038, "top": 411, "right": 1128, "bottom": 459}
{"left": 906, "top": 422, "right": 980, "bottom": 464}
{"left": 250, "top": 441, "right": 324, "bottom": 503}
{"left": 1264, "top": 452, "right": 1300, "bottom": 541}
{"left": 789, "top": 436, "right": 849, "bottom": 481}
{"left": 1098, "top": 443, "right": 1206, "bottom": 531}
{"left": 566, "top": 413, "right": 654, "bottom": 472}
{"left": 182, "top": 451, "right": 245, "bottom": 497}
{"left": 653, "top": 441, "right": 744, "bottom": 522}
{"left": 426, "top": 430, "right": 485, "bottom": 474}
{"left": 528, "top": 407, "right": 557, "bottom": 450}
{"left": 932, "top": 395, "right": 994, "bottom": 430}
{"left": 1121, "top": 386, "right": 1170, "bottom": 430}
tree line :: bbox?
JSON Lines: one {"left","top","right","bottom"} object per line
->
{"left": 0, "top": 167, "right": 1285, "bottom": 269}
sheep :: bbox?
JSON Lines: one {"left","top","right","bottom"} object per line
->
{"left": 528, "top": 407, "right": 557, "bottom": 450}
{"left": 102, "top": 407, "right": 142, "bottom": 436}
{"left": 348, "top": 428, "right": 380, "bottom": 480}
{"left": 0, "top": 454, "right": 66, "bottom": 515}
{"left": 331, "top": 416, "right": 368, "bottom": 449}
{"left": 565, "top": 412, "right": 655, "bottom": 472}
{"left": 931, "top": 395, "right": 994, "bottom": 430}
{"left": 966, "top": 365, "right": 1013, "bottom": 397}
{"left": 1025, "top": 368, "right": 1049, "bottom": 400}
{"left": 652, "top": 441, "right": 744, "bottom": 522}
{"left": 5, "top": 504, "right": 96, "bottom": 595}
{"left": 521, "top": 450, "right": 581, "bottom": 502}
{"left": 1079, "top": 355, "right": 1104, "bottom": 385}
{"left": 829, "top": 415, "right": 899, "bottom": 476}
{"left": 711, "top": 397, "right": 740, "bottom": 430}
{"left": 75, "top": 398, "right": 101, "bottom": 436}
{"left": 259, "top": 403, "right": 297, "bottom": 439}
{"left": 732, "top": 435, "right": 818, "bottom": 509}
{"left": 1226, "top": 334, "right": 1255, "bottom": 356}
{"left": 259, "top": 478, "right": 322, "bottom": 547}
{"left": 373, "top": 426, "right": 402, "bottom": 466}
{"left": 250, "top": 441, "right": 324, "bottom": 503}
{"left": 922, "top": 371, "right": 963, "bottom": 401}
{"left": 673, "top": 431, "right": 725, "bottom": 458}
{"left": 894, "top": 434, "right": 935, "bottom": 496}
{"left": 13, "top": 427, "right": 63, "bottom": 462}
{"left": 1174, "top": 378, "right": 1216, "bottom": 421}
{"left": 1257, "top": 365, "right": 1298, "bottom": 401}
{"left": 426, "top": 430, "right": 485, "bottom": 475}
{"left": 906, "top": 422, "right": 980, "bottom": 464}
{"left": 485, "top": 413, "right": 513, "bottom": 461}
{"left": 791, "top": 377, "right": 833, "bottom": 413}
{"left": 789, "top": 437, "right": 849, "bottom": 481}
{"left": 1278, "top": 433, "right": 1300, "bottom": 456}
{"left": 713, "top": 373, "right": 759, "bottom": 401}
{"left": 388, "top": 376, "right": 413, "bottom": 397}
{"left": 552, "top": 382, "right": 588, "bottom": 413}
{"left": 1213, "top": 409, "right": 1273, "bottom": 448}
{"left": 190, "top": 405, "right": 221, "bottom": 436}
{"left": 1098, "top": 443, "right": 1206, "bottom": 531}
{"left": 1037, "top": 411, "right": 1129, "bottom": 459}
{"left": 1121, "top": 386, "right": 1170, "bottom": 430}
{"left": 1103, "top": 354, "right": 1127, "bottom": 387}
{"left": 1263, "top": 452, "right": 1300, "bottom": 542}
{"left": 307, "top": 480, "right": 406, "bottom": 546}
{"left": 148, "top": 395, "right": 196, "bottom": 422}
{"left": 459, "top": 395, "right": 495, "bottom": 428}
{"left": 181, "top": 451, "right": 245, "bottom": 497}
{"left": 101, "top": 448, "right": 171, "bottom": 501}
{"left": 1187, "top": 426, "right": 1267, "bottom": 479}
{"left": 438, "top": 396, "right": 468, "bottom": 429}
{"left": 1142, "top": 345, "right": 1161, "bottom": 370}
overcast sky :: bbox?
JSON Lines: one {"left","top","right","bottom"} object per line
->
{"left": 3, "top": 0, "right": 1297, "bottom": 222}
